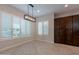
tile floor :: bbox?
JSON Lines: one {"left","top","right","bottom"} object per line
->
{"left": 0, "top": 40, "right": 79, "bottom": 55}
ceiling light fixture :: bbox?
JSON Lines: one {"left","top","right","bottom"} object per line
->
{"left": 24, "top": 4, "right": 36, "bottom": 22}
{"left": 65, "top": 4, "right": 68, "bottom": 7}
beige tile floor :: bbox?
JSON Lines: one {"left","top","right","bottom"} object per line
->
{"left": 0, "top": 40, "right": 79, "bottom": 55}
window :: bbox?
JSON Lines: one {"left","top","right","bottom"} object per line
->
{"left": 13, "top": 16, "right": 21, "bottom": 37}
{"left": 38, "top": 21, "right": 48, "bottom": 35}
{"left": 0, "top": 12, "right": 32, "bottom": 39}
{"left": 38, "top": 22, "right": 43, "bottom": 35}
{"left": 25, "top": 20, "right": 31, "bottom": 36}
{"left": 21, "top": 19, "right": 31, "bottom": 37}
{"left": 21, "top": 19, "right": 26, "bottom": 36}
{"left": 43, "top": 21, "right": 48, "bottom": 35}
{"left": 1, "top": 12, "right": 12, "bottom": 38}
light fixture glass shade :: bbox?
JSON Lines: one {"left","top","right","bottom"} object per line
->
{"left": 24, "top": 15, "right": 36, "bottom": 22}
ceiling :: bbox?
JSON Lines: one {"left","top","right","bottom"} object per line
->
{"left": 9, "top": 4, "right": 79, "bottom": 17}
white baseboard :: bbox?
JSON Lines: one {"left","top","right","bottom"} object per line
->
{"left": 37, "top": 39, "right": 54, "bottom": 44}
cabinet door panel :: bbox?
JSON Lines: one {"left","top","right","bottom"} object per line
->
{"left": 59, "top": 18, "right": 66, "bottom": 44}
{"left": 54, "top": 19, "right": 60, "bottom": 43}
{"left": 73, "top": 15, "right": 79, "bottom": 46}
{"left": 54, "top": 16, "right": 73, "bottom": 45}
{"left": 65, "top": 16, "right": 73, "bottom": 45}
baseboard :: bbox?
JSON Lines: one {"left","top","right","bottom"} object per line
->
{"left": 37, "top": 39, "right": 54, "bottom": 44}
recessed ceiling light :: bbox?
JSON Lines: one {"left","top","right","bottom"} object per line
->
{"left": 65, "top": 4, "right": 68, "bottom": 7}
{"left": 37, "top": 10, "right": 40, "bottom": 13}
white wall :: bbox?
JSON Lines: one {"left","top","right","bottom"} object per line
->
{"left": 36, "top": 13, "right": 54, "bottom": 43}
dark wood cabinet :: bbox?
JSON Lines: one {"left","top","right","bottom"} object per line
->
{"left": 54, "top": 15, "right": 79, "bottom": 46}
{"left": 59, "top": 18, "right": 66, "bottom": 44}
{"left": 54, "top": 18, "right": 60, "bottom": 43}
{"left": 73, "top": 15, "right": 79, "bottom": 46}
{"left": 64, "top": 16, "right": 73, "bottom": 45}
